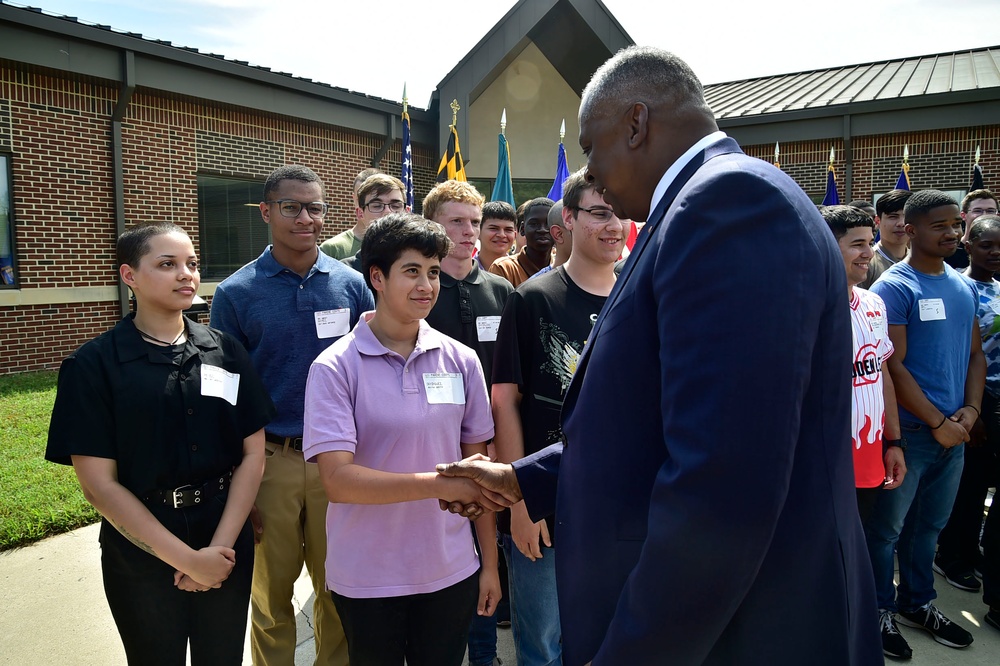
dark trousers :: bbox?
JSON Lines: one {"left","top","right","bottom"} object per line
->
{"left": 938, "top": 391, "right": 1000, "bottom": 570}
{"left": 100, "top": 496, "right": 254, "bottom": 666}
{"left": 857, "top": 485, "right": 882, "bottom": 529}
{"left": 331, "top": 572, "right": 479, "bottom": 666}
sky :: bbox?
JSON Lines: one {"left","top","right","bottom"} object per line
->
{"left": 14, "top": 0, "right": 1000, "bottom": 108}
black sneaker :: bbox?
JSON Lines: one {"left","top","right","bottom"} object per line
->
{"left": 879, "top": 609, "right": 913, "bottom": 659}
{"left": 932, "top": 557, "right": 981, "bottom": 591}
{"left": 897, "top": 603, "right": 974, "bottom": 648}
{"left": 986, "top": 607, "right": 1000, "bottom": 632}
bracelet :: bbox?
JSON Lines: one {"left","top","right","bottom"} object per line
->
{"left": 964, "top": 404, "right": 981, "bottom": 417}
{"left": 931, "top": 416, "right": 948, "bottom": 430}
{"left": 883, "top": 438, "right": 906, "bottom": 453}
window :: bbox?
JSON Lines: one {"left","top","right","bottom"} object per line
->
{"left": 197, "top": 175, "right": 270, "bottom": 281}
{"left": 0, "top": 155, "right": 15, "bottom": 286}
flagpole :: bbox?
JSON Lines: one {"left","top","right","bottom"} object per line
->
{"left": 500, "top": 108, "right": 506, "bottom": 137}
{"left": 774, "top": 142, "right": 780, "bottom": 169}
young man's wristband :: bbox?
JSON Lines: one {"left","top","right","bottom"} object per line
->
{"left": 964, "top": 404, "right": 981, "bottom": 417}
{"left": 931, "top": 416, "right": 947, "bottom": 430}
{"left": 883, "top": 438, "right": 905, "bottom": 453}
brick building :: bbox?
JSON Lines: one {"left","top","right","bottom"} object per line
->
{"left": 1, "top": 0, "right": 998, "bottom": 374}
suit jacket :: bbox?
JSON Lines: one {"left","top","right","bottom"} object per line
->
{"left": 514, "top": 137, "right": 882, "bottom": 665}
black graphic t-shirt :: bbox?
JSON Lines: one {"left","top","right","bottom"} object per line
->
{"left": 492, "top": 266, "right": 608, "bottom": 537}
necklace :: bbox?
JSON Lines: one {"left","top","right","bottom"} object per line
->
{"left": 136, "top": 323, "right": 186, "bottom": 346}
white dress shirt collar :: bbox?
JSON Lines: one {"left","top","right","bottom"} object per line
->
{"left": 648, "top": 131, "right": 728, "bottom": 220}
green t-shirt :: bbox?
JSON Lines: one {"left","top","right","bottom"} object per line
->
{"left": 319, "top": 228, "right": 361, "bottom": 260}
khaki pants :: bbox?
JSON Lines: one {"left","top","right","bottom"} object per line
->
{"left": 251, "top": 442, "right": 349, "bottom": 665}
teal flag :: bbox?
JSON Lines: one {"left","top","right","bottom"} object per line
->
{"left": 491, "top": 133, "right": 515, "bottom": 206}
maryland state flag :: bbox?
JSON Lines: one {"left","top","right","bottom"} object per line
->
{"left": 436, "top": 125, "right": 467, "bottom": 183}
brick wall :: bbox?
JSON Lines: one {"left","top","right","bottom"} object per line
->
{"left": 743, "top": 126, "right": 1000, "bottom": 202}
{"left": 0, "top": 59, "right": 436, "bottom": 374}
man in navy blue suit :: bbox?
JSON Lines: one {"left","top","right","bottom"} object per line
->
{"left": 439, "top": 46, "right": 882, "bottom": 665}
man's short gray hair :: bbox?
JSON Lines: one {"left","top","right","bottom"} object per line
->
{"left": 581, "top": 46, "right": 709, "bottom": 120}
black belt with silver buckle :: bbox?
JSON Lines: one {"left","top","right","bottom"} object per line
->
{"left": 144, "top": 471, "right": 233, "bottom": 509}
{"left": 264, "top": 432, "right": 304, "bottom": 451}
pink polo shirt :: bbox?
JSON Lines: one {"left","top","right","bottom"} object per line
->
{"left": 303, "top": 314, "right": 494, "bottom": 598}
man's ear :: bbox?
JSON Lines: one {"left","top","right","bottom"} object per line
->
{"left": 550, "top": 225, "right": 565, "bottom": 245}
{"left": 259, "top": 201, "right": 271, "bottom": 224}
{"left": 119, "top": 263, "right": 136, "bottom": 286}
{"left": 561, "top": 205, "right": 575, "bottom": 233}
{"left": 355, "top": 206, "right": 364, "bottom": 222}
{"left": 369, "top": 265, "right": 385, "bottom": 293}
{"left": 518, "top": 222, "right": 526, "bottom": 237}
{"left": 904, "top": 223, "right": 916, "bottom": 239}
{"left": 627, "top": 102, "right": 649, "bottom": 149}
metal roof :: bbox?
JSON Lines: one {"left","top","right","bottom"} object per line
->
{"left": 704, "top": 46, "right": 1000, "bottom": 119}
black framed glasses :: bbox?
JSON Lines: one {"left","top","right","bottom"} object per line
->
{"left": 573, "top": 205, "right": 615, "bottom": 223}
{"left": 265, "top": 199, "right": 328, "bottom": 219}
{"left": 364, "top": 200, "right": 407, "bottom": 214}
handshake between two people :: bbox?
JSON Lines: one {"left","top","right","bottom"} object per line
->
{"left": 435, "top": 453, "right": 523, "bottom": 519}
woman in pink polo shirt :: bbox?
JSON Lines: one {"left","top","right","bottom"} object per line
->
{"left": 303, "top": 213, "right": 503, "bottom": 666}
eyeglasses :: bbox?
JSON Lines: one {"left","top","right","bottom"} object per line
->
{"left": 364, "top": 200, "right": 407, "bottom": 214}
{"left": 573, "top": 205, "right": 616, "bottom": 223}
{"left": 970, "top": 207, "right": 999, "bottom": 216}
{"left": 265, "top": 200, "right": 328, "bottom": 219}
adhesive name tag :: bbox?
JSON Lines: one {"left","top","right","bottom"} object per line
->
{"left": 988, "top": 296, "right": 1000, "bottom": 315}
{"left": 201, "top": 365, "right": 239, "bottom": 406}
{"left": 868, "top": 311, "right": 887, "bottom": 337}
{"left": 918, "top": 298, "right": 946, "bottom": 322}
{"left": 315, "top": 308, "right": 351, "bottom": 339}
{"left": 476, "top": 316, "right": 501, "bottom": 342}
{"left": 422, "top": 372, "right": 466, "bottom": 404}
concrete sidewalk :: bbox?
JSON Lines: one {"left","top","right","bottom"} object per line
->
{"left": 0, "top": 523, "right": 515, "bottom": 665}
{"left": 2, "top": 522, "right": 998, "bottom": 664}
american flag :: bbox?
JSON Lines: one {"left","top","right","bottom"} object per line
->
{"left": 401, "top": 110, "right": 414, "bottom": 209}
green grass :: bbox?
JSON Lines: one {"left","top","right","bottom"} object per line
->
{"left": 0, "top": 371, "right": 99, "bottom": 550}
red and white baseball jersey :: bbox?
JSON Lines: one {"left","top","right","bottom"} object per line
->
{"left": 850, "top": 287, "right": 894, "bottom": 488}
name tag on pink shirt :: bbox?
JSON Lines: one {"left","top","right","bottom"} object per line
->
{"left": 422, "top": 373, "right": 465, "bottom": 404}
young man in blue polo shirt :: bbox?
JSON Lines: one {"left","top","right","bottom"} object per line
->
{"left": 210, "top": 164, "right": 373, "bottom": 666}
{"left": 868, "top": 189, "right": 985, "bottom": 658}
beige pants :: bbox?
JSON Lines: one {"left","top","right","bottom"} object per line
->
{"left": 250, "top": 442, "right": 349, "bottom": 665}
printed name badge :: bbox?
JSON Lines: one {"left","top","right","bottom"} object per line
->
{"left": 422, "top": 372, "right": 466, "bottom": 404}
{"left": 868, "top": 311, "right": 887, "bottom": 337}
{"left": 201, "top": 365, "right": 240, "bottom": 406}
{"left": 476, "top": 316, "right": 501, "bottom": 342}
{"left": 918, "top": 298, "right": 946, "bottom": 322}
{"left": 314, "top": 308, "right": 351, "bottom": 339}
{"left": 989, "top": 296, "right": 1000, "bottom": 315}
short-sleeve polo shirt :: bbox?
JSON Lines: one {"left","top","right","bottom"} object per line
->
{"left": 303, "top": 315, "right": 493, "bottom": 598}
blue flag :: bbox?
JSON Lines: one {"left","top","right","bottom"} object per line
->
{"left": 822, "top": 166, "right": 839, "bottom": 206}
{"left": 546, "top": 142, "right": 570, "bottom": 201}
{"left": 895, "top": 163, "right": 910, "bottom": 191}
{"left": 400, "top": 111, "right": 414, "bottom": 209}
{"left": 491, "top": 133, "right": 515, "bottom": 207}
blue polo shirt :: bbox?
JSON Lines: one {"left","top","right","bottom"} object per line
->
{"left": 871, "top": 261, "right": 978, "bottom": 424}
{"left": 210, "top": 246, "right": 374, "bottom": 436}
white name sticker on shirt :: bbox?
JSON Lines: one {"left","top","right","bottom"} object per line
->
{"left": 423, "top": 373, "right": 466, "bottom": 404}
{"left": 314, "top": 308, "right": 351, "bottom": 339}
{"left": 476, "top": 316, "right": 502, "bottom": 342}
{"left": 868, "top": 311, "right": 887, "bottom": 337}
{"left": 201, "top": 365, "right": 240, "bottom": 406}
{"left": 918, "top": 298, "right": 946, "bottom": 322}
{"left": 988, "top": 297, "right": 1000, "bottom": 315}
